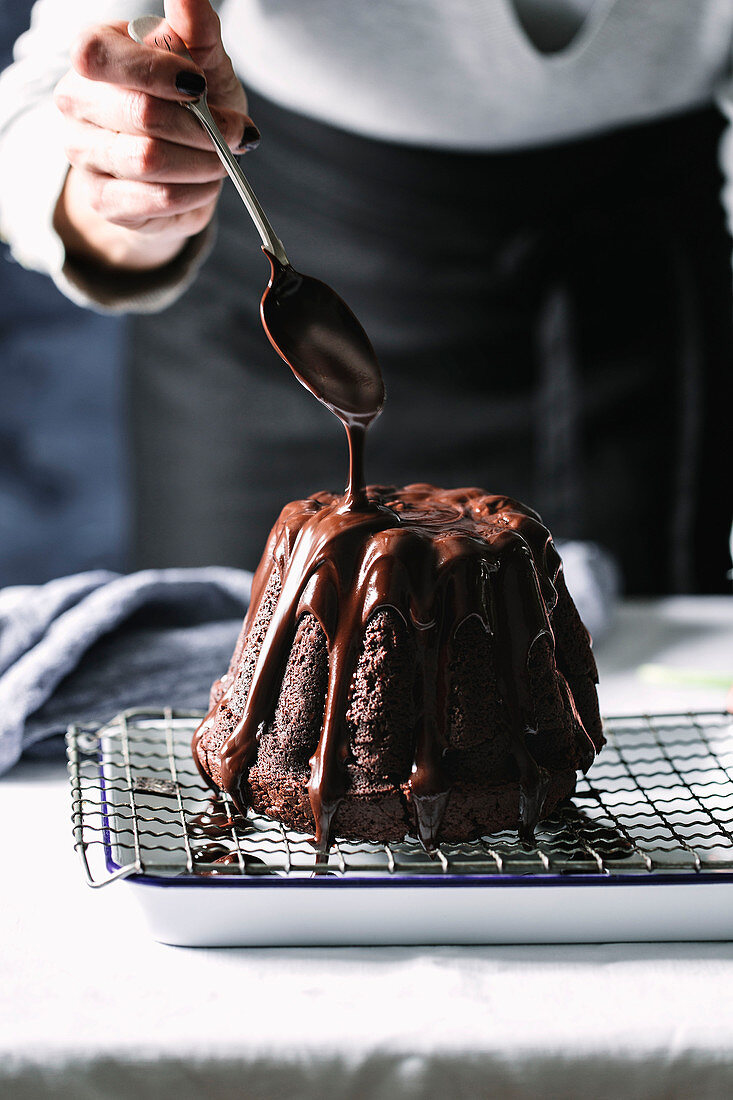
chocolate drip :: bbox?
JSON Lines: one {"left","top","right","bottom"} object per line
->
{"left": 409, "top": 606, "right": 452, "bottom": 848}
{"left": 192, "top": 484, "right": 588, "bottom": 851}
{"left": 194, "top": 842, "right": 231, "bottom": 862}
{"left": 345, "top": 422, "right": 367, "bottom": 506}
{"left": 188, "top": 799, "right": 233, "bottom": 838}
{"left": 187, "top": 801, "right": 271, "bottom": 875}
{"left": 492, "top": 542, "right": 555, "bottom": 841}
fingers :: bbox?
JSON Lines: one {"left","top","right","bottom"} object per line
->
{"left": 63, "top": 118, "right": 230, "bottom": 184}
{"left": 71, "top": 21, "right": 207, "bottom": 102}
{"left": 55, "top": 8, "right": 254, "bottom": 266}
{"left": 72, "top": 16, "right": 247, "bottom": 111}
{"left": 72, "top": 167, "right": 222, "bottom": 231}
{"left": 54, "top": 70, "right": 255, "bottom": 154}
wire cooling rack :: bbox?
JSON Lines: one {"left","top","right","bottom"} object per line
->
{"left": 66, "top": 708, "right": 733, "bottom": 886}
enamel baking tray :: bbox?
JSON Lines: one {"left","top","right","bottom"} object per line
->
{"left": 66, "top": 708, "right": 733, "bottom": 945}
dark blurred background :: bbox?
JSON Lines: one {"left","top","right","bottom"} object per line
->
{"left": 0, "top": 2, "right": 128, "bottom": 587}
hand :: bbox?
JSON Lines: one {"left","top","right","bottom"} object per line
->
{"left": 53, "top": 0, "right": 259, "bottom": 273}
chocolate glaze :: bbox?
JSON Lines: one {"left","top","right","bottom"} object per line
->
{"left": 187, "top": 799, "right": 272, "bottom": 874}
{"left": 193, "top": 484, "right": 598, "bottom": 851}
{"left": 193, "top": 842, "right": 232, "bottom": 862}
{"left": 187, "top": 798, "right": 233, "bottom": 837}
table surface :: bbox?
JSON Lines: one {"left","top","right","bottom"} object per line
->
{"left": 2, "top": 597, "right": 733, "bottom": 1100}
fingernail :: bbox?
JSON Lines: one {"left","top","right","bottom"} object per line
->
{"left": 175, "top": 70, "right": 206, "bottom": 97}
{"left": 237, "top": 123, "right": 261, "bottom": 151}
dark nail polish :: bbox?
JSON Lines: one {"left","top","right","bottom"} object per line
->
{"left": 175, "top": 70, "right": 206, "bottom": 97}
{"left": 237, "top": 123, "right": 261, "bottom": 151}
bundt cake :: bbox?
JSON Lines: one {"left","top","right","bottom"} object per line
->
{"left": 193, "top": 483, "right": 603, "bottom": 850}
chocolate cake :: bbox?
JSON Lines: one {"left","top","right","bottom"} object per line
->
{"left": 193, "top": 482, "right": 603, "bottom": 850}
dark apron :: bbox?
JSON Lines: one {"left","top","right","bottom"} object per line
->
{"left": 130, "top": 94, "right": 733, "bottom": 594}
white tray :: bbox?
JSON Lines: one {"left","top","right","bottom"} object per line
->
{"left": 125, "top": 876, "right": 733, "bottom": 947}
{"left": 67, "top": 709, "right": 733, "bottom": 945}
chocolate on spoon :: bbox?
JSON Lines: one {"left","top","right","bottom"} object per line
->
{"left": 128, "top": 17, "right": 385, "bottom": 503}
{"left": 260, "top": 253, "right": 385, "bottom": 504}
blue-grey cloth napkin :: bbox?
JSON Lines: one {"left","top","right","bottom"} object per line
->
{"left": 0, "top": 568, "right": 252, "bottom": 775}
{"left": 0, "top": 543, "right": 617, "bottom": 776}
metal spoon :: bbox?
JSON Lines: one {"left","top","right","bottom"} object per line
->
{"left": 128, "top": 15, "right": 385, "bottom": 493}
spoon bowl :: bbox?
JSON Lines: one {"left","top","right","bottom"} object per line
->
{"left": 261, "top": 252, "right": 384, "bottom": 427}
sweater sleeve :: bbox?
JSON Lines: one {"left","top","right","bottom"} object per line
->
{"left": 0, "top": 0, "right": 216, "bottom": 315}
{"left": 714, "top": 29, "right": 733, "bottom": 267}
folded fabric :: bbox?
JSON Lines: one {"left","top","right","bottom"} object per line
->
{"left": 555, "top": 539, "right": 620, "bottom": 642}
{"left": 0, "top": 542, "right": 618, "bottom": 776}
{"left": 0, "top": 568, "right": 252, "bottom": 776}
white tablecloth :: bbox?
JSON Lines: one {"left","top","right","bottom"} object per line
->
{"left": 2, "top": 597, "right": 733, "bottom": 1099}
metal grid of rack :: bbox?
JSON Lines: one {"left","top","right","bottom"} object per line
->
{"left": 66, "top": 708, "right": 733, "bottom": 886}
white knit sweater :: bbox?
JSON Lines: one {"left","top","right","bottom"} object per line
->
{"left": 2, "top": 0, "right": 733, "bottom": 310}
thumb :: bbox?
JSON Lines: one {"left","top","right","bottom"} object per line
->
{"left": 164, "top": 0, "right": 244, "bottom": 103}
{"left": 164, "top": 0, "right": 221, "bottom": 60}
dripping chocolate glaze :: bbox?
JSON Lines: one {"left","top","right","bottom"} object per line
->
{"left": 193, "top": 485, "right": 597, "bottom": 851}
{"left": 192, "top": 254, "right": 595, "bottom": 851}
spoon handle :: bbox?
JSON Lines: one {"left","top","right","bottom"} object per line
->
{"left": 127, "top": 15, "right": 289, "bottom": 266}
{"left": 185, "top": 97, "right": 288, "bottom": 265}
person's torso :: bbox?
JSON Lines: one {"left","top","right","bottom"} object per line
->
{"left": 221, "top": 0, "right": 733, "bottom": 149}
